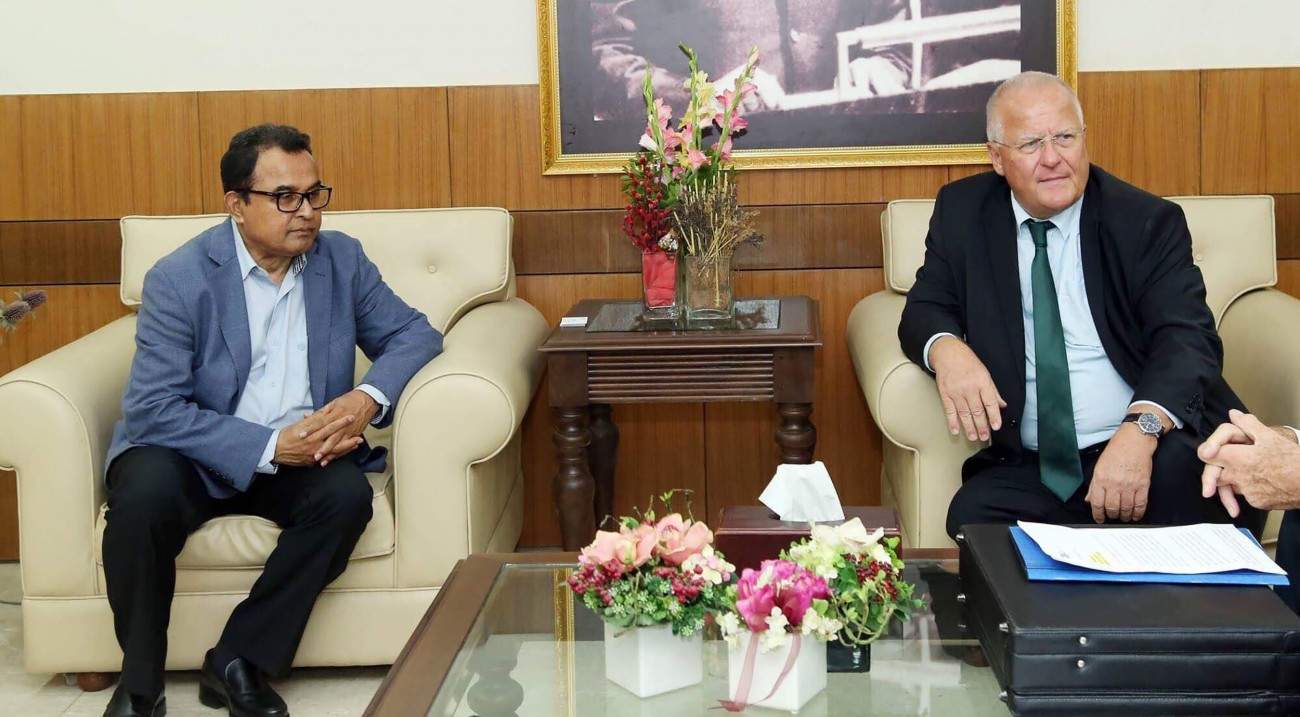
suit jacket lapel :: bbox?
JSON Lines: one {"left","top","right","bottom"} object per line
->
{"left": 984, "top": 187, "right": 1027, "bottom": 399}
{"left": 303, "top": 246, "right": 332, "bottom": 409}
{"left": 1079, "top": 178, "right": 1113, "bottom": 354}
{"left": 208, "top": 223, "right": 252, "bottom": 401}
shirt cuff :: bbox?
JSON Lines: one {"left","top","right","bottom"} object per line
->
{"left": 256, "top": 430, "right": 280, "bottom": 475}
{"left": 923, "top": 332, "right": 958, "bottom": 372}
{"left": 1287, "top": 426, "right": 1300, "bottom": 444}
{"left": 356, "top": 383, "right": 391, "bottom": 425}
{"left": 1128, "top": 401, "right": 1184, "bottom": 430}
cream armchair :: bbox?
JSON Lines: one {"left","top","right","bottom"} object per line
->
{"left": 0, "top": 208, "right": 547, "bottom": 680}
{"left": 849, "top": 195, "right": 1297, "bottom": 549}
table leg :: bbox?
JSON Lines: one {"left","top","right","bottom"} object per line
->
{"left": 553, "top": 406, "right": 596, "bottom": 550}
{"left": 775, "top": 402, "right": 816, "bottom": 464}
{"left": 588, "top": 404, "right": 619, "bottom": 530}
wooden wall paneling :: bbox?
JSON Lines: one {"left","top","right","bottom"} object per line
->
{"left": 0, "top": 220, "right": 121, "bottom": 285}
{"left": 197, "top": 88, "right": 451, "bottom": 213}
{"left": 514, "top": 272, "right": 707, "bottom": 547}
{"left": 1, "top": 93, "right": 204, "bottom": 221}
{"left": 703, "top": 268, "right": 885, "bottom": 522}
{"left": 0, "top": 96, "right": 24, "bottom": 220}
{"left": 0, "top": 283, "right": 133, "bottom": 561}
{"left": 447, "top": 86, "right": 624, "bottom": 210}
{"left": 1275, "top": 259, "right": 1300, "bottom": 298}
{"left": 948, "top": 164, "right": 991, "bottom": 183}
{"left": 0, "top": 284, "right": 133, "bottom": 375}
{"left": 1077, "top": 71, "right": 1201, "bottom": 197}
{"left": 738, "top": 166, "right": 949, "bottom": 206}
{"left": 8, "top": 96, "right": 81, "bottom": 219}
{"left": 0, "top": 471, "right": 16, "bottom": 560}
{"left": 1202, "top": 68, "right": 1300, "bottom": 195}
{"left": 1277, "top": 195, "right": 1300, "bottom": 261}
{"left": 512, "top": 203, "right": 886, "bottom": 276}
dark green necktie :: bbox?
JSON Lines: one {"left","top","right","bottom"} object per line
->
{"left": 1027, "top": 219, "right": 1083, "bottom": 501}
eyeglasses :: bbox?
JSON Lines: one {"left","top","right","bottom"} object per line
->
{"left": 244, "top": 185, "right": 333, "bottom": 213}
{"left": 992, "top": 128, "right": 1086, "bottom": 155}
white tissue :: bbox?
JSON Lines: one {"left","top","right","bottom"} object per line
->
{"left": 758, "top": 461, "right": 845, "bottom": 522}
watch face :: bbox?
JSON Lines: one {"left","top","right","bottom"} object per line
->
{"left": 1137, "top": 413, "right": 1163, "bottom": 435}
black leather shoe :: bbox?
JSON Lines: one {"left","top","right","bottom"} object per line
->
{"left": 198, "top": 650, "right": 289, "bottom": 717}
{"left": 103, "top": 684, "right": 165, "bottom": 717}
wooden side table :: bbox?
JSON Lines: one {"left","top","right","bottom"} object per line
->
{"left": 539, "top": 296, "right": 822, "bottom": 550}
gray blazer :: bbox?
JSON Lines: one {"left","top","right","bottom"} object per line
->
{"left": 107, "top": 220, "right": 441, "bottom": 497}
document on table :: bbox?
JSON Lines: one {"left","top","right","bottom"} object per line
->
{"left": 1017, "top": 521, "right": 1287, "bottom": 575}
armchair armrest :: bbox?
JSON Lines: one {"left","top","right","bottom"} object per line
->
{"left": 0, "top": 316, "right": 136, "bottom": 597}
{"left": 390, "top": 298, "right": 547, "bottom": 587}
{"left": 847, "top": 292, "right": 981, "bottom": 453}
{"left": 1220, "top": 289, "right": 1300, "bottom": 428}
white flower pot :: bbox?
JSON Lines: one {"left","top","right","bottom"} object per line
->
{"left": 727, "top": 632, "right": 827, "bottom": 713}
{"left": 603, "top": 622, "right": 703, "bottom": 698}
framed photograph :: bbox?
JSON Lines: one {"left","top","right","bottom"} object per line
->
{"left": 538, "top": 0, "right": 1076, "bottom": 174}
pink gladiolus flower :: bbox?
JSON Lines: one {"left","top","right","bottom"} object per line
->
{"left": 729, "top": 115, "right": 748, "bottom": 132}
{"left": 717, "top": 136, "right": 734, "bottom": 161}
{"left": 656, "top": 513, "right": 713, "bottom": 566}
{"left": 639, "top": 132, "right": 658, "bottom": 152}
{"left": 687, "top": 148, "right": 709, "bottom": 169}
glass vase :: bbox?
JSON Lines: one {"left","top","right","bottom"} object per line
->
{"left": 640, "top": 250, "right": 680, "bottom": 321}
{"left": 681, "top": 250, "right": 735, "bottom": 329}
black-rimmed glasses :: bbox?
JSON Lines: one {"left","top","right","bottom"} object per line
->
{"left": 244, "top": 185, "right": 333, "bottom": 213}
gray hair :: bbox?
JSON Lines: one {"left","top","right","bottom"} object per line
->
{"left": 985, "top": 71, "right": 1084, "bottom": 143}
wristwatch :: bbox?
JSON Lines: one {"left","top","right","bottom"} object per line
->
{"left": 1122, "top": 412, "right": 1168, "bottom": 438}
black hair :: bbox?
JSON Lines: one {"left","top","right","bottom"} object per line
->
{"left": 219, "top": 123, "right": 313, "bottom": 194}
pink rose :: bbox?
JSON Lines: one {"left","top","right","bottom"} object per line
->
{"left": 581, "top": 524, "right": 656, "bottom": 569}
{"left": 656, "top": 513, "right": 713, "bottom": 566}
{"left": 735, "top": 566, "right": 777, "bottom": 632}
{"left": 774, "top": 571, "right": 829, "bottom": 626}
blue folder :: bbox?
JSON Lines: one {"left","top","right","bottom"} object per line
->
{"left": 1010, "top": 526, "right": 1290, "bottom": 586}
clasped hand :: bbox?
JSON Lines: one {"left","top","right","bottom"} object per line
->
{"left": 273, "top": 389, "right": 379, "bottom": 468}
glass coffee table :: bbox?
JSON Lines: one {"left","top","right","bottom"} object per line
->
{"left": 365, "top": 553, "right": 1008, "bottom": 716}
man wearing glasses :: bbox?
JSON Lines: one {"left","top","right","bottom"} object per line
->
{"left": 101, "top": 124, "right": 440, "bottom": 717}
{"left": 899, "top": 72, "right": 1253, "bottom": 540}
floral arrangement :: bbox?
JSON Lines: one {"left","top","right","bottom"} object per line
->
{"left": 568, "top": 492, "right": 735, "bottom": 637}
{"left": 783, "top": 518, "right": 922, "bottom": 647}
{"left": 632, "top": 44, "right": 763, "bottom": 263}
{"left": 717, "top": 559, "right": 843, "bottom": 652}
{"left": 0, "top": 289, "right": 47, "bottom": 342}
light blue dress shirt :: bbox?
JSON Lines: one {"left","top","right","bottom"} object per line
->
{"left": 923, "top": 193, "right": 1179, "bottom": 450}
{"left": 230, "top": 218, "right": 389, "bottom": 476}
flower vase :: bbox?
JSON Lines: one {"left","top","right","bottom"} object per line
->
{"left": 640, "top": 250, "right": 680, "bottom": 321}
{"left": 727, "top": 632, "right": 827, "bottom": 712}
{"left": 826, "top": 640, "right": 870, "bottom": 673}
{"left": 681, "top": 250, "right": 735, "bottom": 329}
{"left": 604, "top": 622, "right": 703, "bottom": 698}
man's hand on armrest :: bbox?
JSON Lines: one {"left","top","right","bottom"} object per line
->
{"left": 929, "top": 336, "right": 1007, "bottom": 443}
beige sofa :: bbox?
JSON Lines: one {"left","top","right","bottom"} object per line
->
{"left": 0, "top": 208, "right": 547, "bottom": 678}
{"left": 850, "top": 195, "right": 1299, "bottom": 549}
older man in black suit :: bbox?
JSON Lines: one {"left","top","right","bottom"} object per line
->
{"left": 899, "top": 71, "right": 1255, "bottom": 538}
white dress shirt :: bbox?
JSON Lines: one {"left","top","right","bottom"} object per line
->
{"left": 923, "top": 193, "right": 1180, "bottom": 450}
{"left": 230, "top": 218, "right": 389, "bottom": 477}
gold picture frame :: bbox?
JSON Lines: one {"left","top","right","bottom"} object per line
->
{"left": 538, "top": 0, "right": 1076, "bottom": 175}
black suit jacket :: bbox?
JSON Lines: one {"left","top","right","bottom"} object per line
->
{"left": 898, "top": 166, "right": 1244, "bottom": 477}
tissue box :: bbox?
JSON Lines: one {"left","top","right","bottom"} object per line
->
{"left": 714, "top": 506, "right": 901, "bottom": 574}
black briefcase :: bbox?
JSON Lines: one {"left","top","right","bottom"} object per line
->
{"left": 959, "top": 523, "right": 1300, "bottom": 716}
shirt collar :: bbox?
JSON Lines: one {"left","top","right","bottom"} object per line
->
{"left": 230, "top": 217, "right": 306, "bottom": 279}
{"left": 1009, "top": 190, "right": 1084, "bottom": 235}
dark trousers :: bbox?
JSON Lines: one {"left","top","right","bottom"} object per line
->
{"left": 103, "top": 446, "right": 373, "bottom": 698}
{"left": 945, "top": 430, "right": 1256, "bottom": 539}
{"left": 1274, "top": 510, "right": 1300, "bottom": 614}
